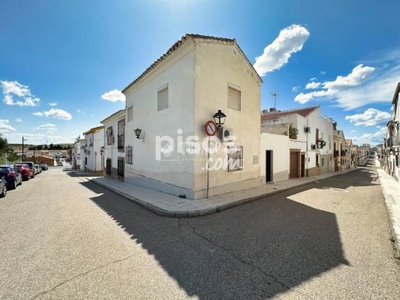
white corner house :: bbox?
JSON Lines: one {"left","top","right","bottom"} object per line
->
{"left": 100, "top": 109, "right": 125, "bottom": 181}
{"left": 72, "top": 139, "right": 83, "bottom": 170}
{"left": 261, "top": 106, "right": 334, "bottom": 179}
{"left": 82, "top": 126, "right": 104, "bottom": 174}
{"left": 122, "top": 34, "right": 263, "bottom": 199}
{"left": 386, "top": 82, "right": 400, "bottom": 180}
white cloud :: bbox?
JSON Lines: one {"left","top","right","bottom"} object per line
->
{"left": 305, "top": 82, "right": 321, "bottom": 89}
{"left": 351, "top": 127, "right": 386, "bottom": 146}
{"left": 49, "top": 102, "right": 57, "bottom": 106}
{"left": 77, "top": 109, "right": 86, "bottom": 114}
{"left": 345, "top": 108, "right": 391, "bottom": 127}
{"left": 324, "top": 64, "right": 375, "bottom": 90}
{"left": 0, "top": 119, "right": 16, "bottom": 134}
{"left": 0, "top": 81, "right": 30, "bottom": 97}
{"left": 294, "top": 64, "right": 376, "bottom": 108}
{"left": 310, "top": 77, "right": 317, "bottom": 81}
{"left": 33, "top": 108, "right": 72, "bottom": 120}
{"left": 101, "top": 89, "right": 125, "bottom": 102}
{"left": 295, "top": 90, "right": 329, "bottom": 104}
{"left": 320, "top": 71, "right": 326, "bottom": 75}
{"left": 15, "top": 118, "right": 22, "bottom": 123}
{"left": 253, "top": 24, "right": 310, "bottom": 76}
{"left": 0, "top": 80, "right": 40, "bottom": 107}
{"left": 36, "top": 124, "right": 57, "bottom": 131}
{"left": 292, "top": 86, "right": 300, "bottom": 93}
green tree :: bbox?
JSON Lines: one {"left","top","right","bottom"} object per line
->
{"left": 7, "top": 150, "right": 19, "bottom": 163}
{"left": 0, "top": 134, "right": 7, "bottom": 151}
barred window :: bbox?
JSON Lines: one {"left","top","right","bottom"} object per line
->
{"left": 118, "top": 158, "right": 124, "bottom": 176}
{"left": 126, "top": 146, "right": 132, "bottom": 164}
{"left": 227, "top": 146, "right": 243, "bottom": 172}
{"left": 106, "top": 158, "right": 112, "bottom": 174}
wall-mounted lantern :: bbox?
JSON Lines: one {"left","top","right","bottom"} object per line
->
{"left": 213, "top": 110, "right": 226, "bottom": 128}
{"left": 134, "top": 128, "right": 145, "bottom": 141}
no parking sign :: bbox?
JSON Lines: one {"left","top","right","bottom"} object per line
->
{"left": 204, "top": 120, "right": 218, "bottom": 137}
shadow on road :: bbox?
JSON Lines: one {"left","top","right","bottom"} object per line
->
{"left": 73, "top": 165, "right": 383, "bottom": 298}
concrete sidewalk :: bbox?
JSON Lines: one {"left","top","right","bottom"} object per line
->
{"left": 375, "top": 160, "right": 400, "bottom": 257}
{"left": 75, "top": 168, "right": 356, "bottom": 218}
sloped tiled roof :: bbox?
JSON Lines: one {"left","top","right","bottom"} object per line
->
{"left": 261, "top": 106, "right": 320, "bottom": 122}
{"left": 83, "top": 125, "right": 104, "bottom": 136}
{"left": 122, "top": 34, "right": 262, "bottom": 93}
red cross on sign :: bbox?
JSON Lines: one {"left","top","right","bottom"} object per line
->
{"left": 205, "top": 120, "right": 218, "bottom": 136}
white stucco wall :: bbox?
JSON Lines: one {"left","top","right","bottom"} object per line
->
{"left": 193, "top": 41, "right": 262, "bottom": 198}
{"left": 124, "top": 41, "right": 196, "bottom": 192}
{"left": 83, "top": 129, "right": 104, "bottom": 172}
{"left": 102, "top": 111, "right": 125, "bottom": 174}
{"left": 260, "top": 133, "right": 289, "bottom": 182}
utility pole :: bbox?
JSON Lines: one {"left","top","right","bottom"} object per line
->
{"left": 21, "top": 137, "right": 27, "bottom": 161}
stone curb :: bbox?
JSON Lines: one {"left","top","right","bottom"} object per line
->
{"left": 376, "top": 168, "right": 400, "bottom": 257}
{"left": 89, "top": 169, "right": 356, "bottom": 218}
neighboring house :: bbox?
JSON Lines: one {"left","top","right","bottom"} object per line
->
{"left": 260, "top": 124, "right": 289, "bottom": 183}
{"left": 261, "top": 106, "right": 334, "bottom": 179}
{"left": 333, "top": 126, "right": 346, "bottom": 171}
{"left": 71, "top": 140, "right": 83, "bottom": 170}
{"left": 83, "top": 126, "right": 104, "bottom": 174}
{"left": 122, "top": 34, "right": 262, "bottom": 199}
{"left": 385, "top": 82, "right": 400, "bottom": 180}
{"left": 345, "top": 139, "right": 354, "bottom": 169}
{"left": 100, "top": 109, "right": 125, "bottom": 181}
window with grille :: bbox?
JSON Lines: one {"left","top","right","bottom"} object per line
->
{"left": 118, "top": 158, "right": 124, "bottom": 176}
{"left": 106, "top": 158, "right": 112, "bottom": 174}
{"left": 227, "top": 146, "right": 243, "bottom": 171}
{"left": 118, "top": 119, "right": 125, "bottom": 149}
{"left": 157, "top": 87, "right": 168, "bottom": 111}
{"left": 228, "top": 86, "right": 241, "bottom": 111}
{"left": 126, "top": 146, "right": 132, "bottom": 164}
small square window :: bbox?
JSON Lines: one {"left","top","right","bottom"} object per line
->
{"left": 228, "top": 86, "right": 241, "bottom": 111}
{"left": 127, "top": 106, "right": 133, "bottom": 122}
{"left": 158, "top": 87, "right": 168, "bottom": 111}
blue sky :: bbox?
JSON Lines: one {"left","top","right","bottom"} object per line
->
{"left": 1, "top": 0, "right": 399, "bottom": 146}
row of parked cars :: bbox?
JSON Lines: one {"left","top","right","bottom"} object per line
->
{"left": 0, "top": 162, "right": 48, "bottom": 198}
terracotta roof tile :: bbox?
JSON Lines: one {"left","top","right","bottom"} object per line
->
{"left": 261, "top": 106, "right": 320, "bottom": 122}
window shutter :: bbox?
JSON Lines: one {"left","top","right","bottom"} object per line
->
{"left": 158, "top": 88, "right": 168, "bottom": 111}
{"left": 228, "top": 87, "right": 241, "bottom": 111}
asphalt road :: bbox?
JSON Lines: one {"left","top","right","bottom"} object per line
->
{"left": 0, "top": 160, "right": 399, "bottom": 299}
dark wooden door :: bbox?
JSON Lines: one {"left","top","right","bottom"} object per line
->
{"left": 290, "top": 151, "right": 299, "bottom": 179}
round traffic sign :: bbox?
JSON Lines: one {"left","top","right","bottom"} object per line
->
{"left": 204, "top": 120, "right": 218, "bottom": 136}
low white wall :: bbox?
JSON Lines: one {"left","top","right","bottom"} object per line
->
{"left": 260, "top": 133, "right": 289, "bottom": 183}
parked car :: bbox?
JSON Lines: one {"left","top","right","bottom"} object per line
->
{"left": 21, "top": 161, "right": 35, "bottom": 178}
{"left": 35, "top": 164, "right": 42, "bottom": 174}
{"left": 0, "top": 165, "right": 22, "bottom": 190}
{"left": 40, "top": 163, "right": 48, "bottom": 171}
{"left": 14, "top": 163, "right": 33, "bottom": 181}
{"left": 0, "top": 177, "right": 6, "bottom": 198}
